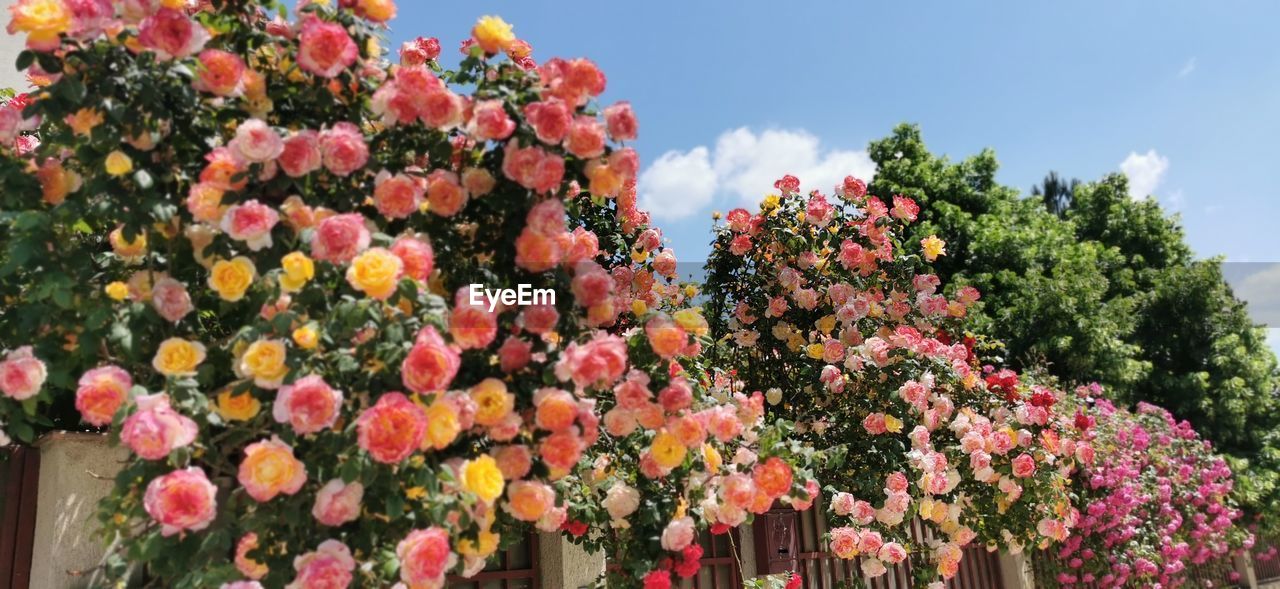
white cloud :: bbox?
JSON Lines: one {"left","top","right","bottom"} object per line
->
{"left": 1119, "top": 149, "right": 1169, "bottom": 199}
{"left": 1178, "top": 57, "right": 1197, "bottom": 78}
{"left": 637, "top": 146, "right": 718, "bottom": 221}
{"left": 639, "top": 127, "right": 876, "bottom": 220}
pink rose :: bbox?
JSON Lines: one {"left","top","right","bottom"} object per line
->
{"left": 280, "top": 131, "right": 323, "bottom": 177}
{"left": 419, "top": 87, "right": 465, "bottom": 129}
{"left": 296, "top": 16, "right": 358, "bottom": 78}
{"left": 397, "top": 528, "right": 457, "bottom": 587}
{"left": 194, "top": 49, "right": 246, "bottom": 96}
{"left": 829, "top": 527, "right": 859, "bottom": 558}
{"left": 660, "top": 516, "right": 696, "bottom": 551}
{"left": 288, "top": 540, "right": 356, "bottom": 589}
{"left": 603, "top": 101, "right": 638, "bottom": 141}
{"left": 526, "top": 198, "right": 567, "bottom": 236}
{"left": 885, "top": 471, "right": 909, "bottom": 493}
{"left": 312, "top": 479, "right": 363, "bottom": 526}
{"left": 137, "top": 8, "right": 209, "bottom": 61}
{"left": 318, "top": 122, "right": 368, "bottom": 177}
{"left": 425, "top": 169, "right": 468, "bottom": 217}
{"left": 229, "top": 119, "right": 284, "bottom": 163}
{"left": 221, "top": 200, "right": 279, "bottom": 251}
{"left": 151, "top": 277, "right": 194, "bottom": 323}
{"left": 497, "top": 336, "right": 532, "bottom": 373}
{"left": 373, "top": 171, "right": 423, "bottom": 219}
{"left": 75, "top": 365, "right": 131, "bottom": 427}
{"left": 519, "top": 304, "right": 559, "bottom": 334}
{"left": 524, "top": 99, "right": 572, "bottom": 144}
{"left": 830, "top": 492, "right": 858, "bottom": 516}
{"left": 274, "top": 375, "right": 343, "bottom": 435}
{"left": 555, "top": 333, "right": 628, "bottom": 389}
{"left": 144, "top": 467, "right": 217, "bottom": 536}
{"left": 565, "top": 116, "right": 606, "bottom": 158}
{"left": 501, "top": 140, "right": 565, "bottom": 194}
{"left": 469, "top": 99, "right": 516, "bottom": 141}
{"left": 1012, "top": 453, "right": 1037, "bottom": 478}
{"left": 401, "top": 326, "right": 460, "bottom": 394}
{"left": 493, "top": 444, "right": 533, "bottom": 480}
{"left": 0, "top": 346, "right": 46, "bottom": 400}
{"left": 357, "top": 392, "right": 428, "bottom": 464}
{"left": 310, "top": 213, "right": 371, "bottom": 264}
{"left": 121, "top": 393, "right": 198, "bottom": 460}
{"left": 571, "top": 261, "right": 614, "bottom": 307}
{"left": 449, "top": 304, "right": 497, "bottom": 350}
{"left": 878, "top": 542, "right": 908, "bottom": 564}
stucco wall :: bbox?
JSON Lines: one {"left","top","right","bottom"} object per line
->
{"left": 29, "top": 433, "right": 126, "bottom": 589}
{"left": 538, "top": 531, "right": 605, "bottom": 589}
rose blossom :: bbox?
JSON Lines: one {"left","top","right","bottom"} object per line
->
{"left": 221, "top": 200, "right": 279, "bottom": 251}
{"left": 310, "top": 213, "right": 371, "bottom": 264}
{"left": 660, "top": 516, "right": 696, "bottom": 551}
{"left": 402, "top": 326, "right": 460, "bottom": 394}
{"left": 121, "top": 393, "right": 198, "bottom": 460}
{"left": 312, "top": 479, "right": 363, "bottom": 526}
{"left": 287, "top": 540, "right": 355, "bottom": 589}
{"left": 274, "top": 375, "right": 343, "bottom": 435}
{"left": 0, "top": 346, "right": 46, "bottom": 400}
{"left": 397, "top": 528, "right": 457, "bottom": 588}
{"left": 280, "top": 130, "right": 323, "bottom": 177}
{"left": 229, "top": 119, "right": 284, "bottom": 163}
{"left": 75, "top": 365, "right": 131, "bottom": 426}
{"left": 356, "top": 392, "right": 428, "bottom": 464}
{"left": 144, "top": 467, "right": 217, "bottom": 536}
{"left": 318, "top": 122, "right": 368, "bottom": 177}
{"left": 296, "top": 16, "right": 357, "bottom": 78}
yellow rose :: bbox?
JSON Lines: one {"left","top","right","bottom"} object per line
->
{"left": 279, "top": 251, "right": 314, "bottom": 293}
{"left": 358, "top": 0, "right": 396, "bottom": 22}
{"left": 345, "top": 248, "right": 402, "bottom": 300}
{"left": 216, "top": 390, "right": 261, "bottom": 421}
{"left": 630, "top": 299, "right": 648, "bottom": 317}
{"left": 423, "top": 401, "right": 460, "bottom": 450}
{"left": 921, "top": 235, "right": 947, "bottom": 262}
{"left": 209, "top": 256, "right": 257, "bottom": 302}
{"left": 470, "top": 378, "right": 513, "bottom": 427}
{"left": 702, "top": 443, "right": 722, "bottom": 474}
{"left": 471, "top": 15, "right": 515, "bottom": 54}
{"left": 816, "top": 315, "right": 836, "bottom": 335}
{"left": 650, "top": 431, "right": 687, "bottom": 470}
{"left": 630, "top": 249, "right": 648, "bottom": 264}
{"left": 456, "top": 527, "right": 500, "bottom": 557}
{"left": 104, "top": 281, "right": 129, "bottom": 301}
{"left": 760, "top": 194, "right": 780, "bottom": 211}
{"left": 292, "top": 324, "right": 319, "bottom": 350}
{"left": 104, "top": 151, "right": 133, "bottom": 176}
{"left": 672, "top": 307, "right": 708, "bottom": 337}
{"left": 460, "top": 454, "right": 505, "bottom": 505}
{"left": 806, "top": 343, "right": 825, "bottom": 360}
{"left": 9, "top": 0, "right": 71, "bottom": 51}
{"left": 884, "top": 414, "right": 904, "bottom": 433}
{"left": 109, "top": 226, "right": 148, "bottom": 262}
{"left": 152, "top": 337, "right": 207, "bottom": 377}
{"left": 238, "top": 339, "right": 288, "bottom": 389}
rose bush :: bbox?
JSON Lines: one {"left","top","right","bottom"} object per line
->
{"left": 1041, "top": 384, "right": 1250, "bottom": 588}
{"left": 0, "top": 2, "right": 817, "bottom": 587}
{"left": 703, "top": 177, "right": 1081, "bottom": 583}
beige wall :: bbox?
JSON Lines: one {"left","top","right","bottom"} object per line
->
{"left": 30, "top": 433, "right": 126, "bottom": 589}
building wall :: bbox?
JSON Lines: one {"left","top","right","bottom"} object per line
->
{"left": 0, "top": 0, "right": 31, "bottom": 93}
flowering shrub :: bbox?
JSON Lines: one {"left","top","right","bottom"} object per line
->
{"left": 0, "top": 3, "right": 816, "bottom": 587}
{"left": 703, "top": 177, "right": 1080, "bottom": 583}
{"left": 1042, "top": 384, "right": 1249, "bottom": 588}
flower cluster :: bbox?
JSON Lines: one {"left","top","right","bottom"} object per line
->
{"left": 704, "top": 176, "right": 1080, "bottom": 582}
{"left": 0, "top": 3, "right": 815, "bottom": 587}
{"left": 1042, "top": 385, "right": 1250, "bottom": 588}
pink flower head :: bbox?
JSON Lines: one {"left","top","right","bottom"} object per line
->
{"left": 603, "top": 101, "right": 638, "bottom": 141}
{"left": 502, "top": 140, "right": 565, "bottom": 194}
{"left": 75, "top": 365, "right": 131, "bottom": 426}
{"left": 425, "top": 169, "right": 468, "bottom": 217}
{"left": 0, "top": 346, "right": 46, "bottom": 400}
{"left": 402, "top": 326, "right": 460, "bottom": 394}
{"left": 193, "top": 49, "right": 247, "bottom": 96}
{"left": 288, "top": 540, "right": 356, "bottom": 589}
{"left": 318, "top": 122, "right": 368, "bottom": 177}
{"left": 274, "top": 375, "right": 343, "bottom": 435}
{"left": 151, "top": 277, "right": 194, "bottom": 323}
{"left": 397, "top": 527, "right": 457, "bottom": 587}
{"left": 297, "top": 16, "right": 358, "bottom": 78}
{"left": 137, "top": 9, "right": 209, "bottom": 61}
{"left": 469, "top": 99, "right": 516, "bottom": 141}
{"left": 229, "top": 118, "right": 284, "bottom": 163}
{"left": 555, "top": 333, "right": 628, "bottom": 389}
{"left": 660, "top": 516, "right": 696, "bottom": 551}
{"left": 389, "top": 235, "right": 435, "bottom": 282}
{"left": 312, "top": 478, "right": 363, "bottom": 526}
{"left": 565, "top": 116, "right": 606, "bottom": 158}
{"left": 356, "top": 392, "right": 428, "bottom": 464}
{"left": 310, "top": 213, "right": 371, "bottom": 264}
{"left": 221, "top": 200, "right": 279, "bottom": 251}
{"left": 280, "top": 130, "right": 323, "bottom": 177}
{"left": 372, "top": 171, "right": 423, "bottom": 220}
{"left": 121, "top": 393, "right": 199, "bottom": 460}
{"left": 143, "top": 466, "right": 217, "bottom": 536}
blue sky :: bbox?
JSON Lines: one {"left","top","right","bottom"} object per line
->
{"left": 388, "top": 1, "right": 1280, "bottom": 346}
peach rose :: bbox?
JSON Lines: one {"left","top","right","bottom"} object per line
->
{"left": 645, "top": 315, "right": 687, "bottom": 359}
{"left": 389, "top": 235, "right": 434, "bottom": 282}
{"left": 603, "top": 101, "right": 638, "bottom": 141}
{"left": 534, "top": 388, "right": 578, "bottom": 432}
{"left": 519, "top": 304, "right": 559, "bottom": 334}
{"left": 238, "top": 436, "right": 307, "bottom": 502}
{"left": 514, "top": 228, "right": 562, "bottom": 272}
{"left": 280, "top": 130, "right": 323, "bottom": 177}
{"left": 221, "top": 200, "right": 279, "bottom": 251}
{"left": 185, "top": 182, "right": 224, "bottom": 223}
{"left": 554, "top": 333, "right": 627, "bottom": 389}
{"left": 273, "top": 375, "right": 343, "bottom": 435}
{"left": 310, "top": 213, "right": 371, "bottom": 264}
{"left": 235, "top": 532, "right": 268, "bottom": 580}
{"left": 74, "top": 365, "right": 131, "bottom": 426}
{"left": 402, "top": 326, "right": 459, "bottom": 394}
{"left": 397, "top": 528, "right": 456, "bottom": 588}
{"left": 564, "top": 116, "right": 606, "bottom": 159}
{"left": 373, "top": 171, "right": 423, "bottom": 220}
{"left": 425, "top": 169, "right": 468, "bottom": 217}
{"left": 296, "top": 16, "right": 357, "bottom": 78}
{"left": 194, "top": 49, "right": 246, "bottom": 96}
{"left": 493, "top": 445, "right": 533, "bottom": 480}
{"left": 524, "top": 99, "right": 571, "bottom": 144}
{"left": 449, "top": 304, "right": 497, "bottom": 350}
{"left": 144, "top": 466, "right": 217, "bottom": 536}
{"left": 312, "top": 478, "right": 363, "bottom": 526}
{"left": 318, "top": 122, "right": 368, "bottom": 177}
{"left": 497, "top": 336, "right": 532, "bottom": 373}
{"left": 287, "top": 540, "right": 355, "bottom": 589}
{"left": 469, "top": 99, "right": 516, "bottom": 141}
{"left": 505, "top": 480, "right": 556, "bottom": 522}
{"left": 501, "top": 140, "right": 565, "bottom": 194}
{"left": 356, "top": 392, "right": 427, "bottom": 464}
{"left": 539, "top": 430, "right": 583, "bottom": 473}
{"left": 121, "top": 393, "right": 198, "bottom": 460}
{"left": 346, "top": 247, "right": 403, "bottom": 300}
{"left": 753, "top": 456, "right": 794, "bottom": 499}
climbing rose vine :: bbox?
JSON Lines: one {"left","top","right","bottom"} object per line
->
{"left": 0, "top": 2, "right": 818, "bottom": 587}
{"left": 703, "top": 176, "right": 1081, "bottom": 583}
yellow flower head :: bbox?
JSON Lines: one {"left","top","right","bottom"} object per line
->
{"left": 292, "top": 324, "right": 319, "bottom": 350}
{"left": 816, "top": 315, "right": 837, "bottom": 335}
{"left": 216, "top": 390, "right": 261, "bottom": 422}
{"left": 67, "top": 109, "right": 104, "bottom": 138}
{"left": 279, "top": 251, "right": 315, "bottom": 293}
{"left": 209, "top": 256, "right": 257, "bottom": 302}
{"left": 104, "top": 151, "right": 133, "bottom": 176}
{"left": 346, "top": 247, "right": 402, "bottom": 300}
{"left": 761, "top": 194, "right": 781, "bottom": 211}
{"left": 921, "top": 235, "right": 947, "bottom": 262}
{"left": 702, "top": 443, "right": 722, "bottom": 474}
{"left": 672, "top": 308, "right": 708, "bottom": 337}
{"left": 238, "top": 339, "right": 288, "bottom": 388}
{"left": 806, "top": 343, "right": 825, "bottom": 360}
{"left": 9, "top": 0, "right": 71, "bottom": 50}
{"left": 630, "top": 298, "right": 648, "bottom": 317}
{"left": 152, "top": 337, "right": 206, "bottom": 377}
{"left": 457, "top": 528, "right": 500, "bottom": 558}
{"left": 460, "top": 454, "right": 505, "bottom": 505}
{"left": 104, "top": 281, "right": 129, "bottom": 301}
{"left": 470, "top": 378, "right": 514, "bottom": 427}
{"left": 423, "top": 401, "right": 461, "bottom": 450}
{"left": 650, "top": 431, "right": 687, "bottom": 470}
{"left": 471, "top": 15, "right": 515, "bottom": 54}
{"left": 884, "top": 414, "right": 904, "bottom": 433}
